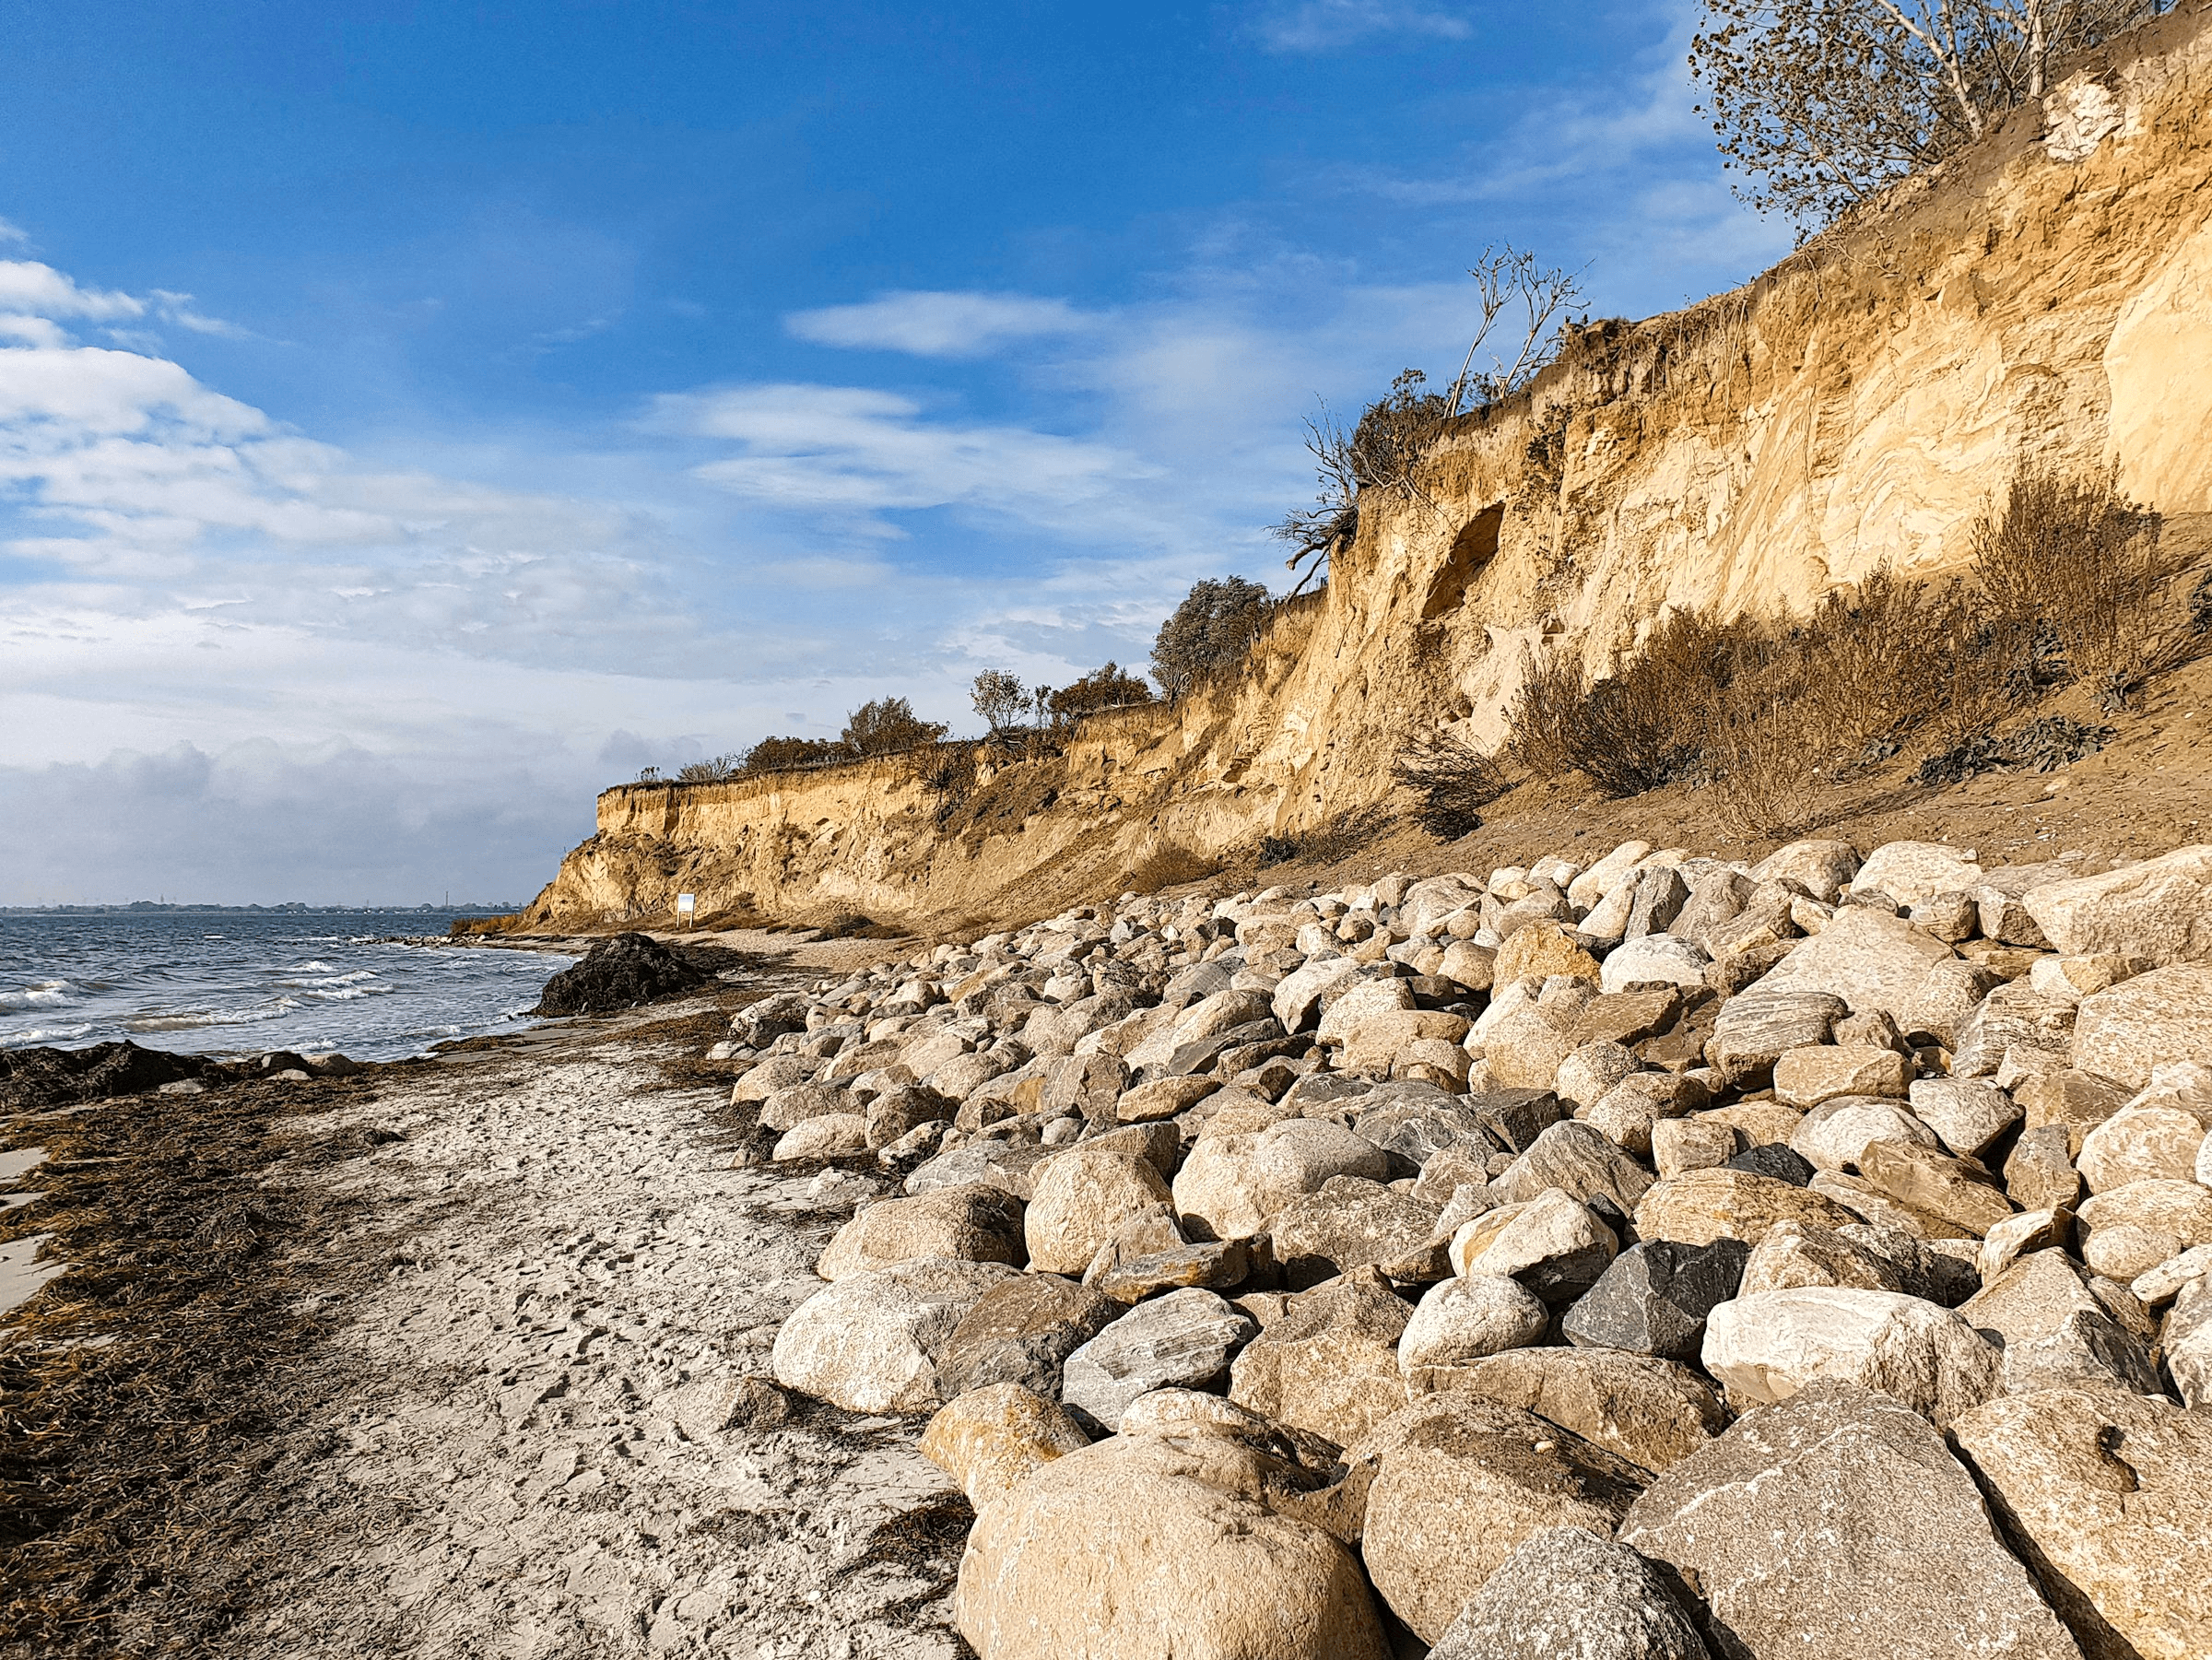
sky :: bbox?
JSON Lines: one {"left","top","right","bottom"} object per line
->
{"left": 0, "top": 0, "right": 1791, "bottom": 904}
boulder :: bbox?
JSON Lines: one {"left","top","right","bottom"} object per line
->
{"left": 1954, "top": 983, "right": 2080, "bottom": 1079}
{"left": 2077, "top": 1105, "right": 2206, "bottom": 1194}
{"left": 1275, "top": 957, "right": 1363, "bottom": 1032}
{"left": 2017, "top": 1068, "right": 2134, "bottom": 1153}
{"left": 1622, "top": 865, "right": 1691, "bottom": 941}
{"left": 1315, "top": 979, "right": 1416, "bottom": 1046}
{"left": 1489, "top": 1120, "right": 1654, "bottom": 1215}
{"left": 1652, "top": 1115, "right": 1740, "bottom": 1178}
{"left": 1706, "top": 990, "right": 1847, "bottom": 1085}
{"left": 1740, "top": 907, "right": 1957, "bottom": 1018}
{"left": 1480, "top": 1004, "right": 1578, "bottom": 1090}
{"left": 1039, "top": 1052, "right": 1128, "bottom": 1124}
{"left": 1555, "top": 1041, "right": 1643, "bottom": 1109}
{"left": 759, "top": 1080, "right": 856, "bottom": 1132}
{"left": 1857, "top": 1141, "right": 2017, "bottom": 1237}
{"left": 1560, "top": 1238, "right": 1747, "bottom": 1361}
{"left": 1853, "top": 841, "right": 1984, "bottom": 909}
{"left": 921, "top": 1383, "right": 1089, "bottom": 1510}
{"left": 1436, "top": 939, "right": 1498, "bottom": 993}
{"left": 771, "top": 1113, "right": 870, "bottom": 1160}
{"left": 1494, "top": 923, "right": 1603, "bottom": 986}
{"left": 1396, "top": 1274, "right": 1551, "bottom": 1383}
{"left": 1058, "top": 1288, "right": 1255, "bottom": 1433}
{"left": 2075, "top": 1179, "right": 2212, "bottom": 1280}
{"left": 1023, "top": 1148, "right": 1174, "bottom": 1274}
{"left": 1269, "top": 1176, "right": 1448, "bottom": 1288}
{"left": 1910, "top": 1077, "right": 2022, "bottom": 1159}
{"left": 1701, "top": 1288, "right": 2000, "bottom": 1426}
{"left": 1583, "top": 1071, "right": 1704, "bottom": 1158}
{"left": 2021, "top": 844, "right": 2212, "bottom": 965}
{"left": 1228, "top": 1266, "right": 1412, "bottom": 1447}
{"left": 955, "top": 1432, "right": 1389, "bottom": 1660}
{"left": 1566, "top": 987, "right": 1686, "bottom": 1048}
{"left": 1429, "top": 1347, "right": 1725, "bottom": 1473}
{"left": 1337, "top": 1007, "right": 1471, "bottom": 1075}
{"left": 1172, "top": 1118, "right": 1392, "bottom": 1242}
{"left": 1085, "top": 1234, "right": 1248, "bottom": 1304}
{"left": 1620, "top": 1383, "right": 2080, "bottom": 1660}
{"left": 1633, "top": 1167, "right": 1860, "bottom": 1247}
{"left": 1789, "top": 1096, "right": 1939, "bottom": 1172}
{"left": 1951, "top": 1383, "right": 2212, "bottom": 1660}
{"left": 1738, "top": 1219, "right": 1911, "bottom": 1297}
{"left": 935, "top": 1272, "right": 1122, "bottom": 1400}
{"left": 1773, "top": 1044, "right": 1912, "bottom": 1107}
{"left": 1114, "top": 1075, "right": 1219, "bottom": 1124}
{"left": 1752, "top": 838, "right": 1862, "bottom": 903}
{"left": 1900, "top": 960, "right": 2008, "bottom": 1049}
{"left": 816, "top": 1183, "right": 1026, "bottom": 1280}
{"left": 771, "top": 1257, "right": 1022, "bottom": 1414}
{"left": 1428, "top": 1525, "right": 1710, "bottom": 1660}
{"left": 2006, "top": 1124, "right": 2086, "bottom": 1212}
{"left": 1355, "top": 1392, "right": 1649, "bottom": 1643}
{"left": 1450, "top": 1187, "right": 1618, "bottom": 1302}
{"left": 2167, "top": 1275, "right": 2211, "bottom": 1407}
{"left": 1570, "top": 841, "right": 1657, "bottom": 909}
{"left": 1599, "top": 935, "right": 1711, "bottom": 994}
{"left": 1958, "top": 1249, "right": 2162, "bottom": 1397}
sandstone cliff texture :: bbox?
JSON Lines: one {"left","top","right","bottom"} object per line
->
{"left": 528, "top": 6, "right": 2212, "bottom": 935}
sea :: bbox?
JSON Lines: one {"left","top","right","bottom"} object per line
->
{"left": 0, "top": 911, "right": 575, "bottom": 1065}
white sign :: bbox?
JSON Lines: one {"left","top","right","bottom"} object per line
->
{"left": 676, "top": 893, "right": 697, "bottom": 914}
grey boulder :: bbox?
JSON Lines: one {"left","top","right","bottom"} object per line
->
{"left": 1428, "top": 1526, "right": 1708, "bottom": 1660}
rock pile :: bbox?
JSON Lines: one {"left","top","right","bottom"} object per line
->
{"left": 727, "top": 836, "right": 2212, "bottom": 1658}
{"left": 532, "top": 930, "right": 715, "bottom": 1015}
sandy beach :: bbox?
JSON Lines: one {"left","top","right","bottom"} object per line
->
{"left": 2, "top": 934, "right": 971, "bottom": 1660}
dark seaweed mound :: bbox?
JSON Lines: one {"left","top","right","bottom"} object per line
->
{"left": 0, "top": 1042, "right": 230, "bottom": 1111}
{"left": 532, "top": 932, "right": 715, "bottom": 1016}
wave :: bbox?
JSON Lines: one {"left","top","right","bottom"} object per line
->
{"left": 0, "top": 980, "right": 72, "bottom": 1011}
{"left": 288, "top": 960, "right": 337, "bottom": 974}
{"left": 128, "top": 997, "right": 300, "bottom": 1032}
{"left": 2, "top": 1022, "right": 96, "bottom": 1046}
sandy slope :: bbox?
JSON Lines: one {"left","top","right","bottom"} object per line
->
{"left": 228, "top": 1003, "right": 967, "bottom": 1660}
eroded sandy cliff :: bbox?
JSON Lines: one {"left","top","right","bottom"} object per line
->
{"left": 527, "top": 5, "right": 2212, "bottom": 936}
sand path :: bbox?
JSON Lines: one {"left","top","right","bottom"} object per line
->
{"left": 229, "top": 983, "right": 969, "bottom": 1660}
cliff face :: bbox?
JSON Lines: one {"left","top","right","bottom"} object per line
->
{"left": 528, "top": 6, "right": 2212, "bottom": 934}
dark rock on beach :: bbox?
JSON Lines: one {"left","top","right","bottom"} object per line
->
{"left": 533, "top": 932, "right": 717, "bottom": 1016}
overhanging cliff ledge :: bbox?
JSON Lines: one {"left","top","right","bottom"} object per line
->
{"left": 526, "top": 6, "right": 2212, "bottom": 936}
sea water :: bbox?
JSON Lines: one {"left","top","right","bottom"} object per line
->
{"left": 0, "top": 911, "right": 573, "bottom": 1063}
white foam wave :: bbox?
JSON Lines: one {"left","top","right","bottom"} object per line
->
{"left": 129, "top": 996, "right": 300, "bottom": 1032}
{"left": 2, "top": 1022, "right": 95, "bottom": 1045}
{"left": 0, "top": 981, "right": 72, "bottom": 1010}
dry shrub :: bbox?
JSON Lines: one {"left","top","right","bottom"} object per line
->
{"left": 1703, "top": 674, "right": 1827, "bottom": 838}
{"left": 1125, "top": 843, "right": 1218, "bottom": 893}
{"left": 1505, "top": 611, "right": 1752, "bottom": 798}
{"left": 1501, "top": 647, "right": 1587, "bottom": 784}
{"left": 1970, "top": 470, "right": 2186, "bottom": 699}
{"left": 1393, "top": 730, "right": 1511, "bottom": 839}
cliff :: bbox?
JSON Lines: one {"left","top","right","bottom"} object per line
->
{"left": 527, "top": 5, "right": 2212, "bottom": 935}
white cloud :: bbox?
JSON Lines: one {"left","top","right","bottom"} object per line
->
{"left": 0, "top": 218, "right": 28, "bottom": 246}
{"left": 0, "top": 259, "right": 147, "bottom": 321}
{"left": 149, "top": 288, "right": 252, "bottom": 337}
{"left": 666, "top": 382, "right": 1159, "bottom": 536}
{"left": 785, "top": 289, "right": 1099, "bottom": 358}
{"left": 1251, "top": 0, "right": 1471, "bottom": 53}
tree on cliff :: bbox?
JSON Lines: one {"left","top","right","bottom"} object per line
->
{"left": 971, "top": 669, "right": 1030, "bottom": 734}
{"left": 841, "top": 696, "right": 948, "bottom": 756}
{"left": 1150, "top": 577, "right": 1274, "bottom": 700}
{"left": 1046, "top": 662, "right": 1153, "bottom": 722}
{"left": 1691, "top": 0, "right": 2173, "bottom": 230}
{"left": 1274, "top": 247, "right": 1583, "bottom": 593}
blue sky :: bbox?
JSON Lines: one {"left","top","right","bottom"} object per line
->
{"left": 0, "top": 0, "right": 1789, "bottom": 903}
